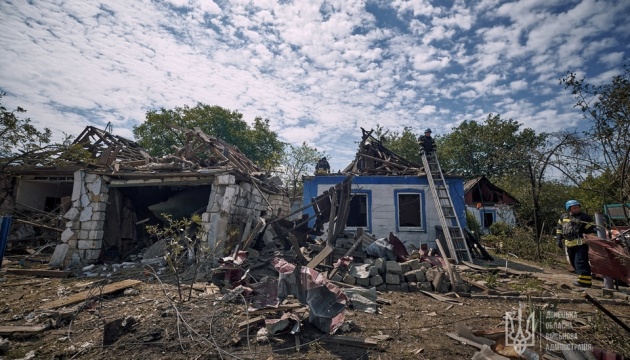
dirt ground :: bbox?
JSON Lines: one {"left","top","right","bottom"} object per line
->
{"left": 0, "top": 252, "right": 629, "bottom": 360}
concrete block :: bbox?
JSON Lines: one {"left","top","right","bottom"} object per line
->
{"left": 415, "top": 269, "right": 427, "bottom": 282}
{"left": 400, "top": 282, "right": 409, "bottom": 292}
{"left": 386, "top": 284, "right": 401, "bottom": 291}
{"left": 385, "top": 261, "right": 402, "bottom": 274}
{"left": 342, "top": 274, "right": 356, "bottom": 285}
{"left": 91, "top": 211, "right": 106, "bottom": 221}
{"left": 404, "top": 271, "right": 417, "bottom": 282}
{"left": 79, "top": 207, "right": 93, "bottom": 222}
{"left": 49, "top": 244, "right": 69, "bottom": 268}
{"left": 401, "top": 263, "right": 411, "bottom": 273}
{"left": 87, "top": 230, "right": 104, "bottom": 240}
{"left": 91, "top": 202, "right": 107, "bottom": 212}
{"left": 373, "top": 258, "right": 385, "bottom": 275}
{"left": 385, "top": 273, "right": 400, "bottom": 285}
{"left": 408, "top": 282, "right": 418, "bottom": 292}
{"left": 406, "top": 259, "right": 421, "bottom": 270}
{"left": 369, "top": 275, "right": 384, "bottom": 287}
{"left": 419, "top": 282, "right": 432, "bottom": 291}
{"left": 376, "top": 284, "right": 387, "bottom": 292}
{"left": 78, "top": 239, "right": 102, "bottom": 250}
{"left": 81, "top": 220, "right": 104, "bottom": 231}
{"left": 356, "top": 277, "right": 370, "bottom": 287}
{"left": 84, "top": 249, "right": 101, "bottom": 262}
{"left": 216, "top": 174, "right": 236, "bottom": 185}
{"left": 61, "top": 228, "right": 75, "bottom": 243}
{"left": 63, "top": 208, "right": 80, "bottom": 221}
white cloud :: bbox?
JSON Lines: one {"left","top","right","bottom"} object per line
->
{"left": 0, "top": 0, "right": 627, "bottom": 170}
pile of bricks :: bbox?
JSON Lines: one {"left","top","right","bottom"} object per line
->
{"left": 330, "top": 257, "right": 468, "bottom": 293}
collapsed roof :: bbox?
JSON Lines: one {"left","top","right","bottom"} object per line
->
{"left": 341, "top": 128, "right": 424, "bottom": 176}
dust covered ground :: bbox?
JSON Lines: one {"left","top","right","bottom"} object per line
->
{"left": 0, "top": 253, "right": 629, "bottom": 360}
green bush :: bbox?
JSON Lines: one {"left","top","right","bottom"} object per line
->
{"left": 481, "top": 226, "right": 565, "bottom": 265}
{"left": 489, "top": 221, "right": 513, "bottom": 236}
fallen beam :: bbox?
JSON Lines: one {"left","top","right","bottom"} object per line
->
{"left": 40, "top": 279, "right": 142, "bottom": 310}
{"left": 0, "top": 324, "right": 50, "bottom": 336}
{"left": 322, "top": 335, "right": 379, "bottom": 348}
{"left": 6, "top": 269, "right": 71, "bottom": 278}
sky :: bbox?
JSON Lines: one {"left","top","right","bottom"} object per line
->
{"left": 1, "top": 0, "right": 629, "bottom": 172}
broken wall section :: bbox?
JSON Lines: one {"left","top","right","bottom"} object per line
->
{"left": 203, "top": 174, "right": 289, "bottom": 258}
{"left": 60, "top": 170, "right": 109, "bottom": 264}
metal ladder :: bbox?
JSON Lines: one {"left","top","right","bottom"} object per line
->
{"left": 421, "top": 151, "right": 471, "bottom": 263}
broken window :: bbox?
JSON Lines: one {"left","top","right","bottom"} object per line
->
{"left": 397, "top": 192, "right": 422, "bottom": 229}
{"left": 346, "top": 193, "right": 369, "bottom": 228}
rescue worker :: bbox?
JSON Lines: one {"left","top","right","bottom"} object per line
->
{"left": 418, "top": 128, "right": 436, "bottom": 154}
{"left": 555, "top": 200, "right": 597, "bottom": 287}
{"left": 315, "top": 157, "right": 330, "bottom": 175}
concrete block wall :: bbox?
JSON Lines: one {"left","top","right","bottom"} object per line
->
{"left": 203, "top": 174, "right": 289, "bottom": 257}
{"left": 62, "top": 170, "right": 109, "bottom": 263}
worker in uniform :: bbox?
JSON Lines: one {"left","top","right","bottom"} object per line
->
{"left": 555, "top": 200, "right": 597, "bottom": 287}
{"left": 418, "top": 128, "right": 436, "bottom": 155}
{"left": 315, "top": 157, "right": 330, "bottom": 175}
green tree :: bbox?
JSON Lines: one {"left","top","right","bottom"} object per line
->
{"left": 437, "top": 114, "right": 544, "bottom": 178}
{"left": 133, "top": 104, "right": 285, "bottom": 169}
{"left": 281, "top": 142, "right": 326, "bottom": 202}
{"left": 0, "top": 91, "right": 52, "bottom": 172}
{"left": 373, "top": 124, "right": 422, "bottom": 162}
{"left": 561, "top": 61, "right": 630, "bottom": 215}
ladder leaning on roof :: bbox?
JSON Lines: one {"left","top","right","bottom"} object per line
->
{"left": 421, "top": 150, "right": 472, "bottom": 264}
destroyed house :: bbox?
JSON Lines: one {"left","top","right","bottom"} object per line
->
{"left": 1, "top": 126, "right": 289, "bottom": 265}
{"left": 464, "top": 176, "right": 520, "bottom": 234}
{"left": 302, "top": 128, "right": 466, "bottom": 252}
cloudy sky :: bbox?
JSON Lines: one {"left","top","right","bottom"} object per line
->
{"left": 1, "top": 0, "right": 629, "bottom": 171}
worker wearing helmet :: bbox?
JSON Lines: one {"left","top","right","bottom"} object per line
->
{"left": 555, "top": 200, "right": 596, "bottom": 287}
{"left": 418, "top": 128, "right": 436, "bottom": 155}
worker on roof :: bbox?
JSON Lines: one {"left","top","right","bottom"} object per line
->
{"left": 315, "top": 157, "right": 330, "bottom": 175}
{"left": 418, "top": 128, "right": 436, "bottom": 155}
{"left": 555, "top": 199, "right": 597, "bottom": 288}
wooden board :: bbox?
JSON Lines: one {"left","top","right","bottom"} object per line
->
{"left": 0, "top": 324, "right": 50, "bottom": 336}
{"left": 322, "top": 335, "right": 379, "bottom": 348}
{"left": 40, "top": 279, "right": 142, "bottom": 310}
{"left": 306, "top": 245, "right": 334, "bottom": 269}
{"left": 6, "top": 269, "right": 71, "bottom": 278}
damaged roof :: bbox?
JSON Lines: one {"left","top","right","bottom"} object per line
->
{"left": 7, "top": 125, "right": 283, "bottom": 193}
{"left": 341, "top": 128, "right": 424, "bottom": 176}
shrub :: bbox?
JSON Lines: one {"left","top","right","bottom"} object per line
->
{"left": 489, "top": 221, "right": 513, "bottom": 236}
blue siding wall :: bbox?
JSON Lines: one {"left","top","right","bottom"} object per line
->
{"left": 302, "top": 175, "right": 467, "bottom": 249}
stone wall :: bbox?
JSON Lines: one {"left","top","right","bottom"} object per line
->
{"left": 61, "top": 170, "right": 109, "bottom": 263}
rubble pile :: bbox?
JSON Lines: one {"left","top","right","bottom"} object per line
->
{"left": 331, "top": 257, "right": 469, "bottom": 294}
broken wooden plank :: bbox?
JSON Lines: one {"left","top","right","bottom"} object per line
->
{"left": 287, "top": 233, "right": 309, "bottom": 265}
{"left": 436, "top": 240, "right": 459, "bottom": 294}
{"left": 248, "top": 303, "right": 306, "bottom": 315}
{"left": 445, "top": 332, "right": 484, "bottom": 350}
{"left": 238, "top": 316, "right": 265, "bottom": 329}
{"left": 40, "top": 279, "right": 142, "bottom": 310}
{"left": 0, "top": 324, "right": 50, "bottom": 336}
{"left": 419, "top": 290, "right": 463, "bottom": 305}
{"left": 328, "top": 237, "right": 363, "bottom": 279}
{"left": 322, "top": 335, "right": 379, "bottom": 348}
{"left": 49, "top": 244, "right": 69, "bottom": 268}
{"left": 6, "top": 269, "right": 71, "bottom": 278}
{"left": 306, "top": 245, "right": 334, "bottom": 269}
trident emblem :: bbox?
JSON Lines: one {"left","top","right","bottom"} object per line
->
{"left": 505, "top": 302, "right": 536, "bottom": 355}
